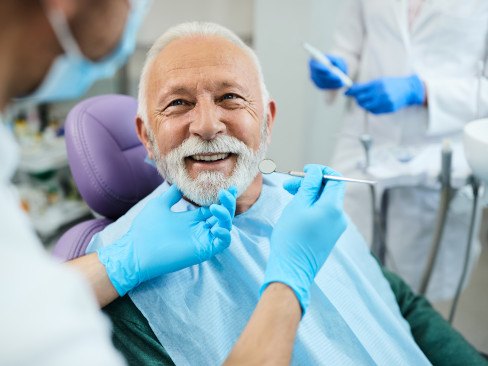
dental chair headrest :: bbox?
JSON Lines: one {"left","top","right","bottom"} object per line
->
{"left": 65, "top": 94, "right": 163, "bottom": 219}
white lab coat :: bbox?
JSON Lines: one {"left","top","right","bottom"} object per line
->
{"left": 328, "top": 0, "right": 488, "bottom": 300}
{"left": 0, "top": 122, "right": 125, "bottom": 365}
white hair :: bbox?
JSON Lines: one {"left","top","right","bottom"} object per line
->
{"left": 137, "top": 21, "right": 270, "bottom": 125}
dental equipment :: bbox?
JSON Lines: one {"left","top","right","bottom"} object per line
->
{"left": 302, "top": 42, "right": 354, "bottom": 88}
{"left": 449, "top": 175, "right": 481, "bottom": 323}
{"left": 419, "top": 139, "right": 453, "bottom": 295}
{"left": 450, "top": 46, "right": 488, "bottom": 322}
{"left": 359, "top": 112, "right": 373, "bottom": 170}
{"left": 360, "top": 114, "right": 381, "bottom": 261}
{"left": 369, "top": 183, "right": 389, "bottom": 264}
{"left": 258, "top": 159, "right": 376, "bottom": 186}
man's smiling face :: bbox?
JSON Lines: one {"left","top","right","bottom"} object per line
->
{"left": 138, "top": 35, "right": 276, "bottom": 206}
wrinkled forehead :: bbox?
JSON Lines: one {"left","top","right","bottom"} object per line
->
{"left": 147, "top": 36, "right": 262, "bottom": 96}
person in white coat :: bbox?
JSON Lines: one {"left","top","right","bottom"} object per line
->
{"left": 309, "top": 0, "right": 488, "bottom": 301}
{"left": 0, "top": 1, "right": 241, "bottom": 364}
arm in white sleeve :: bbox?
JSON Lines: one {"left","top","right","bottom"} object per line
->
{"left": 330, "top": 0, "right": 365, "bottom": 80}
{"left": 0, "top": 186, "right": 125, "bottom": 366}
{"left": 425, "top": 75, "right": 488, "bottom": 135}
{"left": 324, "top": 0, "right": 365, "bottom": 104}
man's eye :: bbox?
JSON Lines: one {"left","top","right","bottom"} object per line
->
{"left": 221, "top": 93, "right": 240, "bottom": 101}
{"left": 168, "top": 99, "right": 186, "bottom": 107}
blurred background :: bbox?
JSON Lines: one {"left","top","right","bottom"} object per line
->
{"left": 5, "top": 0, "right": 487, "bottom": 353}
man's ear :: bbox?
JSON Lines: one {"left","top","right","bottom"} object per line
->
{"left": 135, "top": 116, "right": 154, "bottom": 160}
{"left": 265, "top": 99, "right": 277, "bottom": 144}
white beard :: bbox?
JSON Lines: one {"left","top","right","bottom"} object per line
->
{"left": 149, "top": 128, "right": 268, "bottom": 206}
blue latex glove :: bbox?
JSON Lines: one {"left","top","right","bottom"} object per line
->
{"left": 98, "top": 185, "right": 237, "bottom": 296}
{"left": 309, "top": 55, "right": 348, "bottom": 89}
{"left": 261, "top": 165, "right": 347, "bottom": 314}
{"left": 345, "top": 74, "right": 425, "bottom": 114}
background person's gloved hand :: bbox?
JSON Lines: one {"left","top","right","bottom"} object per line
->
{"left": 345, "top": 74, "right": 425, "bottom": 114}
{"left": 98, "top": 185, "right": 237, "bottom": 296}
{"left": 261, "top": 165, "right": 347, "bottom": 314}
{"left": 309, "top": 55, "right": 348, "bottom": 89}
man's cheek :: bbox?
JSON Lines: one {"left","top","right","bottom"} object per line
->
{"left": 157, "top": 124, "right": 186, "bottom": 154}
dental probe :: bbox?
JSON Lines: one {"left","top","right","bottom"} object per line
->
{"left": 302, "top": 42, "right": 354, "bottom": 88}
{"left": 259, "top": 159, "right": 376, "bottom": 186}
{"left": 287, "top": 170, "right": 376, "bottom": 185}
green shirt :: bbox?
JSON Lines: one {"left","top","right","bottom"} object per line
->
{"left": 103, "top": 266, "right": 487, "bottom": 366}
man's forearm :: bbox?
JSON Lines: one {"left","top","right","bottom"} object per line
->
{"left": 224, "top": 283, "right": 301, "bottom": 366}
{"left": 67, "top": 253, "right": 119, "bottom": 307}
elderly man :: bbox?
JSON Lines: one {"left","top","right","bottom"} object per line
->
{"left": 87, "top": 22, "right": 486, "bottom": 365}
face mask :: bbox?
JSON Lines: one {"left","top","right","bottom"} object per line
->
{"left": 17, "top": 0, "right": 149, "bottom": 103}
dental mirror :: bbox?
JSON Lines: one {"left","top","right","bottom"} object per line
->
{"left": 258, "top": 159, "right": 277, "bottom": 175}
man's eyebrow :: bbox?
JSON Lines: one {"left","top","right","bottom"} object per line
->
{"left": 161, "top": 85, "right": 193, "bottom": 97}
{"left": 156, "top": 86, "right": 193, "bottom": 106}
{"left": 215, "top": 81, "right": 248, "bottom": 94}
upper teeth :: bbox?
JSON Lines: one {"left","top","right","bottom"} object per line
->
{"left": 192, "top": 153, "right": 229, "bottom": 162}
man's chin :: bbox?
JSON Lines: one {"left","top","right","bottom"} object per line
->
{"left": 172, "top": 171, "right": 229, "bottom": 207}
{"left": 180, "top": 194, "right": 216, "bottom": 208}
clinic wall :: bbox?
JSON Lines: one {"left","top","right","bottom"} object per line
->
{"left": 254, "top": 0, "right": 346, "bottom": 169}
{"left": 136, "top": 0, "right": 253, "bottom": 45}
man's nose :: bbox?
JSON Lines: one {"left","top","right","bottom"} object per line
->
{"left": 189, "top": 101, "right": 226, "bottom": 140}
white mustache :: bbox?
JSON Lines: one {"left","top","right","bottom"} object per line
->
{"left": 169, "top": 135, "right": 252, "bottom": 159}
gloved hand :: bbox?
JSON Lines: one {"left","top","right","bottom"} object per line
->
{"left": 261, "top": 165, "right": 347, "bottom": 314}
{"left": 345, "top": 74, "right": 425, "bottom": 114}
{"left": 309, "top": 55, "right": 348, "bottom": 89}
{"left": 98, "top": 185, "right": 237, "bottom": 296}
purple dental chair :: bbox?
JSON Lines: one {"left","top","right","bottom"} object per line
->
{"left": 53, "top": 94, "right": 162, "bottom": 261}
